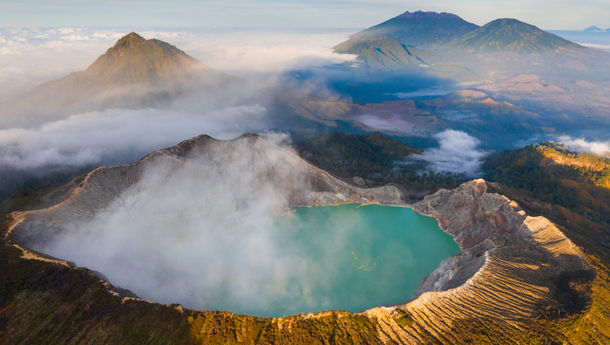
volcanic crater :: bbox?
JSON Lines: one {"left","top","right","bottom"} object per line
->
{"left": 4, "top": 134, "right": 592, "bottom": 344}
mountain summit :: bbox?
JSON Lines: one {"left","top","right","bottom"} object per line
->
{"left": 2, "top": 33, "right": 218, "bottom": 128}
{"left": 352, "top": 11, "right": 478, "bottom": 48}
{"left": 449, "top": 18, "right": 582, "bottom": 53}
{"left": 86, "top": 32, "right": 203, "bottom": 85}
{"left": 584, "top": 26, "right": 604, "bottom": 32}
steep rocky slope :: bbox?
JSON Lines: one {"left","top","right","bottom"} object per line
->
{"left": 1, "top": 134, "right": 603, "bottom": 344}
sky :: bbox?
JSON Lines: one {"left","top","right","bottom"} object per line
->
{"left": 0, "top": 0, "right": 608, "bottom": 30}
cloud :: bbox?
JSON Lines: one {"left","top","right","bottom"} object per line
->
{"left": 579, "top": 43, "right": 610, "bottom": 51}
{"left": 0, "top": 27, "right": 355, "bottom": 100}
{"left": 387, "top": 87, "right": 455, "bottom": 99}
{"left": 0, "top": 105, "right": 268, "bottom": 169}
{"left": 416, "top": 129, "right": 486, "bottom": 176}
{"left": 0, "top": 26, "right": 357, "bottom": 170}
{"left": 32, "top": 138, "right": 360, "bottom": 316}
{"left": 147, "top": 29, "right": 357, "bottom": 73}
{"left": 358, "top": 114, "right": 415, "bottom": 134}
{"left": 557, "top": 135, "right": 610, "bottom": 157}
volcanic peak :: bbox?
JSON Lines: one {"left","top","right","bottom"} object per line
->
{"left": 86, "top": 32, "right": 202, "bottom": 84}
{"left": 396, "top": 11, "right": 464, "bottom": 20}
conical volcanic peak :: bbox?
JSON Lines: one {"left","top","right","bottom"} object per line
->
{"left": 0, "top": 32, "right": 222, "bottom": 127}
{"left": 396, "top": 11, "right": 463, "bottom": 20}
{"left": 450, "top": 18, "right": 582, "bottom": 53}
{"left": 352, "top": 10, "right": 478, "bottom": 48}
{"left": 86, "top": 32, "right": 203, "bottom": 85}
{"left": 114, "top": 32, "right": 146, "bottom": 46}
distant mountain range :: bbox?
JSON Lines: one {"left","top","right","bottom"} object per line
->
{"left": 352, "top": 11, "right": 478, "bottom": 48}
{"left": 334, "top": 11, "right": 607, "bottom": 72}
{"left": 449, "top": 18, "right": 581, "bottom": 53}
{"left": 1, "top": 33, "right": 227, "bottom": 128}
{"left": 585, "top": 26, "right": 609, "bottom": 32}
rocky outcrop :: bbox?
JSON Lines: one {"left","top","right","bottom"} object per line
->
{"left": 1, "top": 134, "right": 594, "bottom": 344}
{"left": 362, "top": 179, "right": 591, "bottom": 344}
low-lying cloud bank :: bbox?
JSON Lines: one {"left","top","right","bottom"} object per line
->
{"left": 558, "top": 135, "right": 610, "bottom": 157}
{"left": 0, "top": 27, "right": 355, "bottom": 101}
{"left": 0, "top": 105, "right": 267, "bottom": 169}
{"left": 0, "top": 26, "right": 356, "bottom": 171}
{"left": 416, "top": 129, "right": 486, "bottom": 176}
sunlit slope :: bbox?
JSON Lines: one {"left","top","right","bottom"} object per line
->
{"left": 484, "top": 142, "right": 610, "bottom": 228}
{"left": 1, "top": 33, "right": 224, "bottom": 128}
{"left": 86, "top": 32, "right": 202, "bottom": 85}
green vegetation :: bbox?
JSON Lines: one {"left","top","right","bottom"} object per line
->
{"left": 483, "top": 142, "right": 610, "bottom": 227}
{"left": 0, "top": 215, "right": 192, "bottom": 345}
{"left": 483, "top": 143, "right": 610, "bottom": 344}
{"left": 0, "top": 166, "right": 93, "bottom": 215}
{"left": 392, "top": 309, "right": 414, "bottom": 328}
{"left": 296, "top": 131, "right": 464, "bottom": 193}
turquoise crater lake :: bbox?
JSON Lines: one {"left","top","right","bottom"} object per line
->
{"left": 231, "top": 204, "right": 460, "bottom": 317}
{"left": 39, "top": 202, "right": 460, "bottom": 318}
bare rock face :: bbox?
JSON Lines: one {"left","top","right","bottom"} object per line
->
{"left": 363, "top": 179, "right": 591, "bottom": 344}
{"left": 413, "top": 179, "right": 588, "bottom": 295}
{"left": 4, "top": 134, "right": 594, "bottom": 344}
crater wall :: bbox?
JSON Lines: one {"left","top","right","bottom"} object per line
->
{"left": 2, "top": 134, "right": 593, "bottom": 344}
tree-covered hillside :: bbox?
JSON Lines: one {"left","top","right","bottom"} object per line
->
{"left": 484, "top": 142, "right": 610, "bottom": 227}
{"left": 295, "top": 132, "right": 463, "bottom": 192}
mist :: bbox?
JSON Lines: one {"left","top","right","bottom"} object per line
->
{"left": 0, "top": 105, "right": 267, "bottom": 169}
{"left": 0, "top": 27, "right": 356, "bottom": 171}
{"left": 36, "top": 139, "right": 356, "bottom": 315}
{"left": 416, "top": 129, "right": 486, "bottom": 176}
{"left": 558, "top": 135, "right": 610, "bottom": 157}
{"left": 0, "top": 27, "right": 354, "bottom": 101}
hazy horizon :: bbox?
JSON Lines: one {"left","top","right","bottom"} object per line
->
{"left": 0, "top": 1, "right": 608, "bottom": 30}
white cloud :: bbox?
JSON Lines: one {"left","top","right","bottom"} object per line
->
{"left": 558, "top": 135, "right": 610, "bottom": 157}
{"left": 388, "top": 87, "right": 455, "bottom": 99}
{"left": 57, "top": 27, "right": 75, "bottom": 35}
{"left": 579, "top": 43, "right": 610, "bottom": 51}
{"left": 0, "top": 27, "right": 355, "bottom": 100}
{"left": 0, "top": 26, "right": 357, "bottom": 170}
{"left": 416, "top": 129, "right": 486, "bottom": 176}
{"left": 0, "top": 105, "right": 268, "bottom": 169}
{"left": 358, "top": 114, "right": 415, "bottom": 134}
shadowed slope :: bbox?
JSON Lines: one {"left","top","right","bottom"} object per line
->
{"left": 333, "top": 36, "right": 429, "bottom": 69}
{"left": 449, "top": 18, "right": 583, "bottom": 53}
{"left": 353, "top": 11, "right": 478, "bottom": 48}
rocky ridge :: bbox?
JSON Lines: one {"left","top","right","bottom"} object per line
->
{"left": 1, "top": 134, "right": 595, "bottom": 344}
